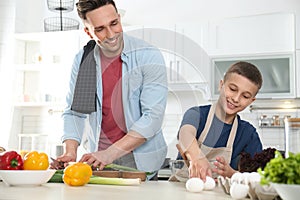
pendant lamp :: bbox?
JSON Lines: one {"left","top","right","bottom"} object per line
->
{"left": 44, "top": 0, "right": 79, "bottom": 32}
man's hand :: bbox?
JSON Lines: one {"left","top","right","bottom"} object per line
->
{"left": 50, "top": 139, "right": 78, "bottom": 169}
{"left": 80, "top": 131, "right": 145, "bottom": 169}
{"left": 79, "top": 150, "right": 113, "bottom": 170}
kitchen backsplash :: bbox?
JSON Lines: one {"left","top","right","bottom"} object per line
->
{"left": 237, "top": 99, "right": 300, "bottom": 153}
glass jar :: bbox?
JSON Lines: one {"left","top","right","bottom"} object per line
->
{"left": 272, "top": 115, "right": 280, "bottom": 126}
{"left": 259, "top": 115, "right": 270, "bottom": 127}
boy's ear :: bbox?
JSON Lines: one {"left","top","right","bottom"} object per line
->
{"left": 218, "top": 80, "right": 224, "bottom": 91}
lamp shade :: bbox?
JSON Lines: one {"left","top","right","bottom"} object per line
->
{"left": 44, "top": 17, "right": 79, "bottom": 32}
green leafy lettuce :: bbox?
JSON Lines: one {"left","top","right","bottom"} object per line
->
{"left": 258, "top": 151, "right": 300, "bottom": 185}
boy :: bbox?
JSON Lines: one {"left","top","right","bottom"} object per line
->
{"left": 177, "top": 61, "right": 263, "bottom": 181}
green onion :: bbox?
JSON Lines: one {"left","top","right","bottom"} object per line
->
{"left": 104, "top": 163, "right": 140, "bottom": 172}
{"left": 88, "top": 176, "right": 141, "bottom": 185}
{"left": 104, "top": 163, "right": 154, "bottom": 176}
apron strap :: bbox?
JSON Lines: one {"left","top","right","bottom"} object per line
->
{"left": 198, "top": 103, "right": 238, "bottom": 149}
{"left": 226, "top": 117, "right": 238, "bottom": 148}
{"left": 199, "top": 103, "right": 216, "bottom": 142}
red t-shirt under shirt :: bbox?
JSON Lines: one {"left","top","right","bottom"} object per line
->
{"left": 98, "top": 52, "right": 126, "bottom": 151}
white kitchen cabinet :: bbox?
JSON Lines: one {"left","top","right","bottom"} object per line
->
{"left": 9, "top": 105, "right": 63, "bottom": 154}
{"left": 211, "top": 53, "right": 296, "bottom": 99}
{"left": 125, "top": 24, "right": 210, "bottom": 96}
{"left": 296, "top": 50, "right": 300, "bottom": 97}
{"left": 129, "top": 25, "right": 186, "bottom": 83}
{"left": 13, "top": 31, "right": 84, "bottom": 105}
{"left": 10, "top": 30, "right": 88, "bottom": 152}
{"left": 207, "top": 13, "right": 295, "bottom": 55}
{"left": 296, "top": 14, "right": 300, "bottom": 50}
{"left": 148, "top": 24, "right": 210, "bottom": 85}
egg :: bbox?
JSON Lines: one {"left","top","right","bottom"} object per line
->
{"left": 185, "top": 178, "right": 204, "bottom": 193}
{"left": 203, "top": 176, "right": 216, "bottom": 190}
{"left": 248, "top": 172, "right": 261, "bottom": 183}
{"left": 230, "top": 182, "right": 249, "bottom": 199}
{"left": 241, "top": 172, "right": 251, "bottom": 184}
{"left": 230, "top": 172, "right": 243, "bottom": 184}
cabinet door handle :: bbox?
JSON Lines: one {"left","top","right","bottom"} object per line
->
{"left": 170, "top": 61, "right": 173, "bottom": 81}
{"left": 176, "top": 60, "right": 180, "bottom": 81}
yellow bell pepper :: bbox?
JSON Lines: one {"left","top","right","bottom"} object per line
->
{"left": 63, "top": 162, "right": 92, "bottom": 186}
{"left": 23, "top": 151, "right": 49, "bottom": 170}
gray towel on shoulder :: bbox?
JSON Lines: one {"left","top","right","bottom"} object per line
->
{"left": 71, "top": 40, "right": 97, "bottom": 114}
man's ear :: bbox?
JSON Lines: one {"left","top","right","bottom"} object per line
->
{"left": 84, "top": 27, "right": 93, "bottom": 39}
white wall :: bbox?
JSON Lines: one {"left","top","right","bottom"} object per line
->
{"left": 0, "top": 0, "right": 16, "bottom": 148}
{"left": 116, "top": 0, "right": 300, "bottom": 24}
{"left": 14, "top": 0, "right": 300, "bottom": 33}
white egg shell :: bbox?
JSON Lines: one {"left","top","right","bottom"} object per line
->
{"left": 241, "top": 172, "right": 251, "bottom": 185}
{"left": 248, "top": 172, "right": 261, "bottom": 183}
{"left": 204, "top": 176, "right": 216, "bottom": 190}
{"left": 185, "top": 178, "right": 204, "bottom": 193}
{"left": 230, "top": 182, "right": 249, "bottom": 199}
{"left": 230, "top": 172, "right": 243, "bottom": 184}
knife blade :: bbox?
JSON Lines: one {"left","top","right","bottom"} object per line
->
{"left": 50, "top": 157, "right": 65, "bottom": 170}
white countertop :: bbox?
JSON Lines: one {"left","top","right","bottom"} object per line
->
{"left": 0, "top": 181, "right": 246, "bottom": 200}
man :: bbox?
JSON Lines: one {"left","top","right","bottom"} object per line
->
{"left": 57, "top": 0, "right": 168, "bottom": 180}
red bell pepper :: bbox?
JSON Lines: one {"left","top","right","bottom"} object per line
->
{"left": 0, "top": 151, "right": 24, "bottom": 170}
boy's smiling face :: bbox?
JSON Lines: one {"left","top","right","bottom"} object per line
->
{"left": 218, "top": 72, "right": 258, "bottom": 117}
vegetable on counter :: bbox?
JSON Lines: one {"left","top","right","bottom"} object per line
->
{"left": 48, "top": 169, "right": 64, "bottom": 183}
{"left": 23, "top": 151, "right": 49, "bottom": 170}
{"left": 0, "top": 151, "right": 24, "bottom": 170}
{"left": 238, "top": 147, "right": 277, "bottom": 173}
{"left": 49, "top": 163, "right": 142, "bottom": 186}
{"left": 89, "top": 163, "right": 142, "bottom": 172}
{"left": 63, "top": 162, "right": 93, "bottom": 186}
{"left": 259, "top": 151, "right": 300, "bottom": 185}
{"left": 88, "top": 176, "right": 141, "bottom": 186}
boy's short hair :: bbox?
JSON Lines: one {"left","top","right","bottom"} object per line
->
{"left": 224, "top": 61, "right": 263, "bottom": 90}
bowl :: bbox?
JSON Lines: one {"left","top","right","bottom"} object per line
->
{"left": 0, "top": 170, "right": 56, "bottom": 186}
{"left": 272, "top": 183, "right": 300, "bottom": 200}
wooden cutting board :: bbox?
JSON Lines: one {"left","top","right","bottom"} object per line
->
{"left": 92, "top": 171, "right": 146, "bottom": 181}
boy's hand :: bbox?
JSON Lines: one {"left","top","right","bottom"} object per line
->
{"left": 188, "top": 157, "right": 212, "bottom": 182}
{"left": 212, "top": 156, "right": 237, "bottom": 178}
